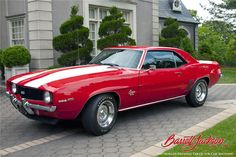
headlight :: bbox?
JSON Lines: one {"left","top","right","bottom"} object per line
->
{"left": 44, "top": 91, "right": 52, "bottom": 104}
{"left": 11, "top": 83, "right": 17, "bottom": 94}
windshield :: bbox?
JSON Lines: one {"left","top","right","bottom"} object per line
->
{"left": 89, "top": 49, "right": 143, "bottom": 69}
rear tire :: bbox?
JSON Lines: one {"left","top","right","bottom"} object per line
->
{"left": 186, "top": 79, "right": 208, "bottom": 107}
{"left": 81, "top": 94, "right": 118, "bottom": 136}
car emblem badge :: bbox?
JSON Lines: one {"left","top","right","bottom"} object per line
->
{"left": 21, "top": 91, "right": 25, "bottom": 95}
{"left": 128, "top": 90, "right": 136, "bottom": 96}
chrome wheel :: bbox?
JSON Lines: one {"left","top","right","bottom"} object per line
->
{"left": 97, "top": 100, "right": 115, "bottom": 128}
{"left": 195, "top": 82, "right": 207, "bottom": 102}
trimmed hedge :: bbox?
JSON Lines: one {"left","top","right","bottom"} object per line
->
{"left": 47, "top": 65, "right": 63, "bottom": 69}
{"left": 98, "top": 33, "right": 135, "bottom": 50}
{"left": 57, "top": 50, "right": 79, "bottom": 66}
{"left": 97, "top": 7, "right": 136, "bottom": 50}
{"left": 53, "top": 5, "right": 92, "bottom": 66}
{"left": 53, "top": 27, "right": 89, "bottom": 52}
{"left": 57, "top": 40, "right": 93, "bottom": 66}
{"left": 2, "top": 46, "right": 31, "bottom": 68}
{"left": 160, "top": 18, "right": 194, "bottom": 53}
{"left": 60, "top": 16, "right": 84, "bottom": 34}
{"left": 98, "top": 19, "right": 124, "bottom": 37}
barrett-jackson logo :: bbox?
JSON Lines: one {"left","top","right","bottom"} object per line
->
{"left": 162, "top": 133, "right": 225, "bottom": 152}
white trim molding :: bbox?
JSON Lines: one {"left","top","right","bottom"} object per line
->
{"left": 119, "top": 95, "right": 185, "bottom": 111}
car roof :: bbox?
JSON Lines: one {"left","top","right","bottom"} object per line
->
{"left": 106, "top": 46, "right": 197, "bottom": 64}
{"left": 107, "top": 46, "right": 183, "bottom": 51}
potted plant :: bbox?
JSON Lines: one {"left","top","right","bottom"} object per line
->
{"left": 2, "top": 45, "right": 31, "bottom": 81}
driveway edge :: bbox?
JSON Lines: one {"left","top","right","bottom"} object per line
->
{"left": 130, "top": 100, "right": 236, "bottom": 157}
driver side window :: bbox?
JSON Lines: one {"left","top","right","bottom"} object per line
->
{"left": 142, "top": 51, "right": 175, "bottom": 69}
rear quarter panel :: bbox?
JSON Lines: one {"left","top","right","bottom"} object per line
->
{"left": 190, "top": 61, "right": 221, "bottom": 88}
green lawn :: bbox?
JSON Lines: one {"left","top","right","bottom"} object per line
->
{"left": 158, "top": 115, "right": 236, "bottom": 157}
{"left": 218, "top": 68, "right": 236, "bottom": 84}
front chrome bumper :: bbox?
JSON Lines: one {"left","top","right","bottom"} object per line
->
{"left": 6, "top": 91, "right": 56, "bottom": 115}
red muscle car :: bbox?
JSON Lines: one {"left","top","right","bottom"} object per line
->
{"left": 6, "top": 46, "right": 221, "bottom": 135}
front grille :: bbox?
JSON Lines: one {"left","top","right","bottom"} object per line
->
{"left": 16, "top": 85, "right": 44, "bottom": 101}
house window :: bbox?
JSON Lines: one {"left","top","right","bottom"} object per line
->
{"left": 89, "top": 22, "right": 97, "bottom": 56}
{"left": 123, "top": 11, "right": 130, "bottom": 25}
{"left": 89, "top": 7, "right": 97, "bottom": 20}
{"left": 9, "top": 18, "right": 25, "bottom": 45}
{"left": 89, "top": 6, "right": 132, "bottom": 57}
{"left": 99, "top": 8, "right": 109, "bottom": 20}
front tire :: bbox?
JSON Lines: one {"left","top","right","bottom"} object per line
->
{"left": 186, "top": 79, "right": 208, "bottom": 107}
{"left": 81, "top": 94, "right": 118, "bottom": 136}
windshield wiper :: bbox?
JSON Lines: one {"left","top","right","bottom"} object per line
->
{"left": 100, "top": 63, "right": 120, "bottom": 67}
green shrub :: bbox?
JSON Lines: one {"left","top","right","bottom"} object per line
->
{"left": 197, "top": 43, "right": 225, "bottom": 65}
{"left": 180, "top": 37, "right": 194, "bottom": 53}
{"left": 0, "top": 49, "right": 5, "bottom": 80}
{"left": 53, "top": 5, "right": 92, "bottom": 66}
{"left": 199, "top": 43, "right": 213, "bottom": 55}
{"left": 57, "top": 50, "right": 79, "bottom": 66}
{"left": 160, "top": 18, "right": 194, "bottom": 53}
{"left": 54, "top": 27, "right": 90, "bottom": 52}
{"left": 2, "top": 46, "right": 31, "bottom": 68}
{"left": 191, "top": 50, "right": 224, "bottom": 65}
{"left": 97, "top": 7, "right": 136, "bottom": 50}
{"left": 47, "top": 65, "right": 63, "bottom": 69}
{"left": 225, "top": 37, "right": 236, "bottom": 66}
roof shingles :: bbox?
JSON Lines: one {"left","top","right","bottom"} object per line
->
{"left": 159, "top": 0, "right": 198, "bottom": 24}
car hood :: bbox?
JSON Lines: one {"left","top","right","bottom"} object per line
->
{"left": 10, "top": 65, "right": 123, "bottom": 89}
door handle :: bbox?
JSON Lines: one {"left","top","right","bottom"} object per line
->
{"left": 175, "top": 72, "right": 182, "bottom": 75}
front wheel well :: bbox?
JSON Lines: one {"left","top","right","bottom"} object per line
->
{"left": 77, "top": 92, "right": 120, "bottom": 119}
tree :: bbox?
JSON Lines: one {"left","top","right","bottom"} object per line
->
{"left": 203, "top": 21, "right": 234, "bottom": 44}
{"left": 53, "top": 5, "right": 93, "bottom": 66}
{"left": 160, "top": 18, "right": 194, "bottom": 52}
{"left": 97, "top": 7, "right": 136, "bottom": 50}
{"left": 203, "top": 0, "right": 236, "bottom": 28}
{"left": 225, "top": 35, "right": 236, "bottom": 66}
{"left": 188, "top": 9, "right": 202, "bottom": 23}
{"left": 198, "top": 21, "right": 235, "bottom": 64}
{"left": 198, "top": 23, "right": 226, "bottom": 53}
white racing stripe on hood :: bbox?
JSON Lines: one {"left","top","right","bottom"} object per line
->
{"left": 12, "top": 71, "right": 47, "bottom": 84}
{"left": 24, "top": 66, "right": 116, "bottom": 88}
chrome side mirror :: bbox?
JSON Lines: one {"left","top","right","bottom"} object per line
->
{"left": 149, "top": 64, "right": 156, "bottom": 70}
{"left": 143, "top": 64, "right": 156, "bottom": 72}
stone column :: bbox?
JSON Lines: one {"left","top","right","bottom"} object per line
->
{"left": 152, "top": 0, "right": 159, "bottom": 46}
{"left": 27, "top": 0, "right": 54, "bottom": 70}
{"left": 194, "top": 25, "right": 199, "bottom": 51}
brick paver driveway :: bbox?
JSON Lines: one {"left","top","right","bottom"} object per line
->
{"left": 0, "top": 85, "right": 236, "bottom": 157}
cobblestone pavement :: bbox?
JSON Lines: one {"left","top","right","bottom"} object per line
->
{"left": 0, "top": 85, "right": 235, "bottom": 157}
{"left": 208, "top": 85, "right": 236, "bottom": 101}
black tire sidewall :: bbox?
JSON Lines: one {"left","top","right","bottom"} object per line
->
{"left": 82, "top": 94, "right": 118, "bottom": 135}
